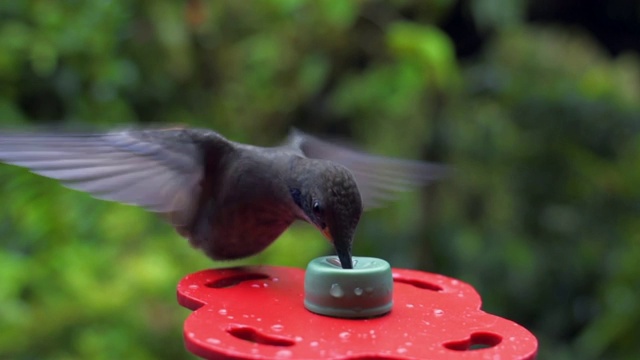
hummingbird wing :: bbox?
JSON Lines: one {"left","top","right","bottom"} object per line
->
{"left": 0, "top": 128, "right": 222, "bottom": 225}
{"left": 287, "top": 130, "right": 449, "bottom": 209}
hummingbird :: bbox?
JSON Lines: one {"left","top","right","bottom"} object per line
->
{"left": 0, "top": 127, "right": 447, "bottom": 269}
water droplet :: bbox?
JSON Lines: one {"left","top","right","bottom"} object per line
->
{"left": 218, "top": 309, "right": 227, "bottom": 315}
{"left": 369, "top": 330, "right": 375, "bottom": 335}
{"left": 295, "top": 336, "right": 303, "bottom": 342}
{"left": 188, "top": 284, "right": 199, "bottom": 289}
{"left": 434, "top": 309, "right": 444, "bottom": 317}
{"left": 206, "top": 338, "right": 221, "bottom": 344}
{"left": 275, "top": 349, "right": 292, "bottom": 358}
{"left": 273, "top": 277, "right": 280, "bottom": 282}
{"left": 327, "top": 257, "right": 357, "bottom": 267}
{"left": 354, "top": 287, "right": 363, "bottom": 296}
{"left": 271, "top": 324, "right": 284, "bottom": 332}
{"left": 405, "top": 342, "right": 413, "bottom": 346}
{"left": 451, "top": 279, "right": 460, "bottom": 285}
{"left": 251, "top": 284, "right": 260, "bottom": 288}
{"left": 262, "top": 282, "right": 269, "bottom": 287}
{"left": 406, "top": 303, "right": 414, "bottom": 308}
{"left": 256, "top": 318, "right": 262, "bottom": 322}
{"left": 339, "top": 332, "right": 350, "bottom": 340}
{"left": 187, "top": 332, "right": 195, "bottom": 338}
{"left": 310, "top": 341, "right": 319, "bottom": 347}
{"left": 397, "top": 348, "right": 408, "bottom": 354}
{"left": 330, "top": 283, "right": 344, "bottom": 298}
{"left": 227, "top": 316, "right": 234, "bottom": 319}
{"left": 327, "top": 257, "right": 342, "bottom": 267}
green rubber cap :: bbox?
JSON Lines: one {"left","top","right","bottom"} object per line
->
{"left": 304, "top": 256, "right": 393, "bottom": 318}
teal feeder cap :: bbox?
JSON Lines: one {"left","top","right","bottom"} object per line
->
{"left": 304, "top": 256, "right": 393, "bottom": 318}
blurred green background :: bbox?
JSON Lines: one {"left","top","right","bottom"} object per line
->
{"left": 1, "top": 0, "right": 639, "bottom": 359}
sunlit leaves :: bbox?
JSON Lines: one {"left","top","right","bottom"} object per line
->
{"left": 387, "top": 21, "right": 460, "bottom": 91}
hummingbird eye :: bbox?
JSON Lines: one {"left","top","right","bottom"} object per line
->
{"left": 312, "top": 200, "right": 323, "bottom": 215}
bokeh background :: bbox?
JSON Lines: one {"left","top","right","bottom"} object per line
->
{"left": 1, "top": 0, "right": 639, "bottom": 359}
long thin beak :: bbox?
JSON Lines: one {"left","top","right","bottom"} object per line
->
{"left": 321, "top": 227, "right": 353, "bottom": 269}
{"left": 333, "top": 236, "right": 353, "bottom": 269}
{"left": 336, "top": 247, "right": 353, "bottom": 269}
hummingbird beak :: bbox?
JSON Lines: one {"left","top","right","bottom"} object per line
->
{"left": 319, "top": 226, "right": 353, "bottom": 269}
{"left": 333, "top": 235, "right": 353, "bottom": 269}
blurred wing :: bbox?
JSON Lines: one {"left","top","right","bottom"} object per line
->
{"left": 0, "top": 129, "right": 207, "bottom": 225}
{"left": 287, "top": 130, "right": 449, "bottom": 209}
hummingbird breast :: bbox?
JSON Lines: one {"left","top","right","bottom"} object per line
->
{"left": 187, "top": 150, "right": 298, "bottom": 260}
{"left": 207, "top": 201, "right": 295, "bottom": 259}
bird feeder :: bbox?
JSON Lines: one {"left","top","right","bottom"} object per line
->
{"left": 177, "top": 257, "right": 538, "bottom": 359}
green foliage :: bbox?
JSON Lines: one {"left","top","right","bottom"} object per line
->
{"left": 1, "top": 1, "right": 639, "bottom": 359}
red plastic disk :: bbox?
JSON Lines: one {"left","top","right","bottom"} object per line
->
{"left": 178, "top": 266, "right": 538, "bottom": 359}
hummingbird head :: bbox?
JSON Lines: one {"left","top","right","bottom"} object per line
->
{"left": 289, "top": 160, "right": 363, "bottom": 269}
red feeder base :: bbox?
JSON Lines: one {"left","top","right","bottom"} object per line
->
{"left": 177, "top": 266, "right": 537, "bottom": 359}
